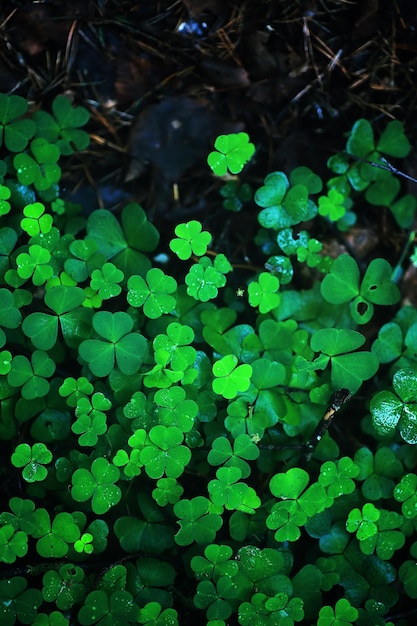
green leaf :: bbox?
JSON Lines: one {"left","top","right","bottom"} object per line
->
{"left": 78, "top": 311, "right": 147, "bottom": 376}
{"left": 360, "top": 258, "right": 400, "bottom": 305}
{"left": 127, "top": 268, "right": 177, "bottom": 318}
{"left": 371, "top": 368, "right": 417, "bottom": 443}
{"left": 311, "top": 328, "right": 365, "bottom": 356}
{"left": 320, "top": 255, "right": 360, "bottom": 304}
{"left": 208, "top": 132, "right": 255, "bottom": 176}
{"left": 78, "top": 590, "right": 139, "bottom": 626}
{"left": 174, "top": 496, "right": 223, "bottom": 545}
{"left": 71, "top": 458, "right": 121, "bottom": 514}
{"left": 248, "top": 272, "right": 280, "bottom": 313}
{"left": 346, "top": 119, "right": 375, "bottom": 157}
{"left": 318, "top": 598, "right": 359, "bottom": 626}
{"left": 212, "top": 354, "right": 252, "bottom": 399}
{"left": 169, "top": 221, "right": 212, "bottom": 260}
{"left": 0, "top": 576, "right": 43, "bottom": 625}
{"left": 290, "top": 166, "right": 323, "bottom": 193}
{"left": 11, "top": 442, "right": 52, "bottom": 483}
{"left": 140, "top": 425, "right": 192, "bottom": 479}
{"left": 377, "top": 120, "right": 411, "bottom": 157}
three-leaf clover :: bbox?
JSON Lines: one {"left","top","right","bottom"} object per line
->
{"left": 78, "top": 310, "right": 147, "bottom": 377}
{"left": 71, "top": 458, "right": 122, "bottom": 514}
{"left": 370, "top": 368, "right": 417, "bottom": 443}
{"left": 248, "top": 272, "right": 280, "bottom": 313}
{"left": 11, "top": 443, "right": 53, "bottom": 483}
{"left": 207, "top": 132, "right": 255, "bottom": 176}
{"left": 72, "top": 392, "right": 111, "bottom": 446}
{"left": 140, "top": 425, "right": 192, "bottom": 479}
{"left": 169, "top": 221, "right": 212, "bottom": 260}
{"left": 185, "top": 254, "right": 232, "bottom": 302}
{"left": 174, "top": 496, "right": 223, "bottom": 546}
{"left": 0, "top": 93, "right": 36, "bottom": 151}
{"left": 256, "top": 172, "right": 317, "bottom": 230}
{"left": 90, "top": 262, "right": 124, "bottom": 299}
{"left": 212, "top": 354, "right": 252, "bottom": 399}
{"left": 7, "top": 350, "right": 56, "bottom": 399}
{"left": 16, "top": 244, "right": 54, "bottom": 286}
{"left": 318, "top": 598, "right": 358, "bottom": 626}
{"left": 320, "top": 254, "right": 400, "bottom": 324}
{"left": 33, "top": 94, "right": 90, "bottom": 155}
{"left": 346, "top": 502, "right": 380, "bottom": 540}
{"left": 20, "top": 202, "right": 53, "bottom": 236}
{"left": 310, "top": 328, "right": 378, "bottom": 393}
{"left": 127, "top": 268, "right": 177, "bottom": 318}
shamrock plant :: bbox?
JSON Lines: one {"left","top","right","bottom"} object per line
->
{"left": 1, "top": 92, "right": 417, "bottom": 625}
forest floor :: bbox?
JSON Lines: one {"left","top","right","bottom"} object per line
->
{"left": 1, "top": 0, "right": 417, "bottom": 290}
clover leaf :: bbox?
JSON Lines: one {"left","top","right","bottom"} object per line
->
{"left": 354, "top": 447, "right": 403, "bottom": 500}
{"left": 212, "top": 354, "right": 252, "bottom": 399}
{"left": 169, "top": 220, "right": 212, "bottom": 260}
{"left": 191, "top": 544, "right": 237, "bottom": 582}
{"left": 11, "top": 442, "right": 52, "bottom": 483}
{"left": 71, "top": 458, "right": 122, "bottom": 514}
{"left": 0, "top": 287, "right": 21, "bottom": 347}
{"left": 87, "top": 203, "right": 159, "bottom": 278}
{"left": 208, "top": 434, "right": 260, "bottom": 478}
{"left": 138, "top": 602, "right": 178, "bottom": 626}
{"left": 113, "top": 448, "right": 143, "bottom": 478}
{"left": 318, "top": 457, "right": 360, "bottom": 498}
{"left": 14, "top": 138, "right": 61, "bottom": 191}
{"left": 239, "top": 592, "right": 304, "bottom": 626}
{"left": 248, "top": 272, "right": 280, "bottom": 313}
{"left": 34, "top": 95, "right": 90, "bottom": 155}
{"left": 140, "top": 425, "right": 192, "bottom": 479}
{"left": 220, "top": 180, "right": 252, "bottom": 211}
{"left": 207, "top": 132, "right": 255, "bottom": 176}
{"left": 64, "top": 238, "right": 105, "bottom": 282}
{"left": 393, "top": 473, "right": 417, "bottom": 518}
{"left": 0, "top": 525, "right": 28, "bottom": 563}
{"left": 90, "top": 262, "right": 124, "bottom": 299}
{"left": 153, "top": 386, "right": 198, "bottom": 432}
{"left": 152, "top": 477, "right": 184, "bottom": 507}
{"left": 174, "top": 496, "right": 223, "bottom": 546}
{"left": 59, "top": 376, "right": 94, "bottom": 408}
{"left": 321, "top": 255, "right": 400, "bottom": 324}
{"left": 8, "top": 350, "right": 56, "bottom": 399}
{"left": 346, "top": 502, "right": 380, "bottom": 542}
{"left": 42, "top": 564, "right": 85, "bottom": 610}
{"left": 127, "top": 268, "right": 177, "bottom": 318}
{"left": 78, "top": 589, "right": 139, "bottom": 626}
{"left": 0, "top": 93, "right": 36, "bottom": 151}
{"left": 318, "top": 598, "right": 358, "bottom": 626}
{"left": 16, "top": 244, "right": 54, "bottom": 286}
{"left": 144, "top": 321, "right": 197, "bottom": 388}
{"left": 318, "top": 188, "right": 348, "bottom": 221}
{"left": 20, "top": 202, "right": 53, "bottom": 236}
{"left": 310, "top": 328, "right": 378, "bottom": 392}
{"left": 370, "top": 368, "right": 417, "bottom": 443}
{"left": 0, "top": 577, "right": 42, "bottom": 625}
{"left": 35, "top": 512, "right": 80, "bottom": 558}
{"left": 208, "top": 466, "right": 261, "bottom": 513}
{"left": 72, "top": 392, "right": 111, "bottom": 446}
{"left": 256, "top": 172, "right": 317, "bottom": 230}
{"left": 185, "top": 254, "right": 232, "bottom": 302}
{"left": 78, "top": 310, "right": 147, "bottom": 377}
{"left": 22, "top": 285, "right": 86, "bottom": 350}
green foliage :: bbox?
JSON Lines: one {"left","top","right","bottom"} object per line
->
{"left": 207, "top": 132, "right": 255, "bottom": 176}
{"left": 169, "top": 220, "right": 212, "bottom": 260}
{"left": 370, "top": 368, "right": 417, "bottom": 443}
{"left": 1, "top": 99, "right": 417, "bottom": 625}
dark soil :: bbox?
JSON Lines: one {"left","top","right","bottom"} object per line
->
{"left": 1, "top": 0, "right": 417, "bottom": 281}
